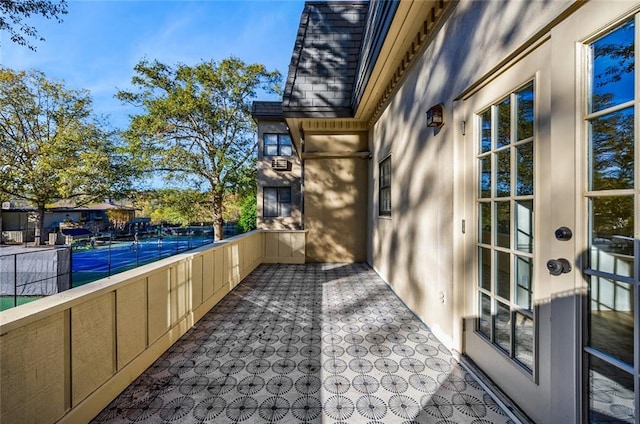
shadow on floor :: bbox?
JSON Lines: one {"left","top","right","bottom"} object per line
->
{"left": 92, "top": 263, "right": 516, "bottom": 423}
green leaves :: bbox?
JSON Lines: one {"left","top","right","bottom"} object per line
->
{"left": 237, "top": 193, "right": 257, "bottom": 233}
{"left": 135, "top": 189, "right": 213, "bottom": 227}
{"left": 0, "top": 67, "right": 134, "bottom": 218}
{"left": 0, "top": 0, "right": 68, "bottom": 50}
{"left": 118, "top": 56, "right": 280, "bottom": 239}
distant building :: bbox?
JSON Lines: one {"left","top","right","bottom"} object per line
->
{"left": 0, "top": 200, "right": 137, "bottom": 244}
{"left": 47, "top": 202, "right": 136, "bottom": 234}
{"left": 252, "top": 101, "right": 302, "bottom": 230}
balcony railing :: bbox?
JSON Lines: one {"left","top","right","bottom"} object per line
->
{"left": 0, "top": 229, "right": 305, "bottom": 424}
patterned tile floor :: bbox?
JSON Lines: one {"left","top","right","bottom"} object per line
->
{"left": 92, "top": 263, "right": 518, "bottom": 423}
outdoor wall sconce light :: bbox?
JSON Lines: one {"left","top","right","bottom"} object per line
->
{"left": 426, "top": 104, "right": 444, "bottom": 128}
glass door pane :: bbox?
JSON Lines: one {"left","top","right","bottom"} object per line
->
{"left": 475, "top": 82, "right": 536, "bottom": 373}
{"left": 584, "top": 17, "right": 637, "bottom": 423}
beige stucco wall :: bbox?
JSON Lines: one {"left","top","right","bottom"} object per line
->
{"left": 0, "top": 229, "right": 305, "bottom": 424}
{"left": 305, "top": 132, "right": 367, "bottom": 153}
{"left": 369, "top": 0, "right": 576, "bottom": 344}
{"left": 304, "top": 132, "right": 368, "bottom": 262}
{"left": 256, "top": 120, "right": 302, "bottom": 230}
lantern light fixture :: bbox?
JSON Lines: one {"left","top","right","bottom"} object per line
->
{"left": 426, "top": 104, "right": 444, "bottom": 128}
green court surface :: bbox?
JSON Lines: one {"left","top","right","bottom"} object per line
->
{"left": 0, "top": 296, "right": 44, "bottom": 311}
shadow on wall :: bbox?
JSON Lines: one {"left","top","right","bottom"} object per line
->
{"left": 371, "top": 0, "right": 561, "bottom": 333}
{"left": 305, "top": 157, "right": 368, "bottom": 263}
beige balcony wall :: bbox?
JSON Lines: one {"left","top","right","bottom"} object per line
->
{"left": 0, "top": 310, "right": 69, "bottom": 423}
{"left": 263, "top": 230, "right": 306, "bottom": 263}
{"left": 116, "top": 279, "right": 147, "bottom": 370}
{"left": 0, "top": 230, "right": 303, "bottom": 424}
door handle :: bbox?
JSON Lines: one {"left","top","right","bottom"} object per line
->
{"left": 546, "top": 258, "right": 572, "bottom": 276}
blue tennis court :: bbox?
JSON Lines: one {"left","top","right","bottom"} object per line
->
{"left": 71, "top": 236, "right": 214, "bottom": 286}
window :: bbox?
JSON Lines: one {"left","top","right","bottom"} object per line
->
{"left": 476, "top": 82, "right": 535, "bottom": 372}
{"left": 379, "top": 156, "right": 391, "bottom": 216}
{"left": 263, "top": 187, "right": 292, "bottom": 217}
{"left": 264, "top": 133, "right": 293, "bottom": 156}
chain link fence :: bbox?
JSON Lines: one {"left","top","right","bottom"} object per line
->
{"left": 0, "top": 246, "right": 72, "bottom": 310}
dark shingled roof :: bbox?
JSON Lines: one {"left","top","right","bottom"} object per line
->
{"left": 283, "top": 1, "right": 369, "bottom": 118}
{"left": 251, "top": 101, "right": 284, "bottom": 120}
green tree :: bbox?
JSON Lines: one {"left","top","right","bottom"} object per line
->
{"left": 0, "top": 0, "right": 68, "bottom": 50}
{"left": 237, "top": 192, "right": 257, "bottom": 234}
{"left": 135, "top": 189, "right": 213, "bottom": 226}
{"left": 0, "top": 68, "right": 133, "bottom": 244}
{"left": 223, "top": 157, "right": 257, "bottom": 224}
{"left": 117, "top": 57, "right": 280, "bottom": 240}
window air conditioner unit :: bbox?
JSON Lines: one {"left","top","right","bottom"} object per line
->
{"left": 271, "top": 158, "right": 290, "bottom": 171}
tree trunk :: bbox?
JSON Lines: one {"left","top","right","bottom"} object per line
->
{"left": 34, "top": 206, "right": 45, "bottom": 245}
{"left": 212, "top": 192, "right": 224, "bottom": 241}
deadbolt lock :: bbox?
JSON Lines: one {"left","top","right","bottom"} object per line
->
{"left": 555, "top": 226, "right": 573, "bottom": 241}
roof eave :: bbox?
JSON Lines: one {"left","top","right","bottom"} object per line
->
{"left": 354, "top": 0, "right": 452, "bottom": 124}
{"left": 282, "top": 107, "right": 354, "bottom": 119}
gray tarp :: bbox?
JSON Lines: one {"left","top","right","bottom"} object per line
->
{"left": 0, "top": 246, "right": 71, "bottom": 296}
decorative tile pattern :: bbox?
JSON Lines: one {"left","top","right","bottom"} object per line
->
{"left": 590, "top": 370, "right": 635, "bottom": 423}
{"left": 92, "top": 263, "right": 517, "bottom": 423}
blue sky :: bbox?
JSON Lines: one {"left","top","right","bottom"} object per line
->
{"left": 1, "top": 0, "right": 304, "bottom": 129}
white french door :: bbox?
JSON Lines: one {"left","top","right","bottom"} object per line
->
{"left": 461, "top": 39, "right": 578, "bottom": 423}
{"left": 461, "top": 9, "right": 640, "bottom": 423}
